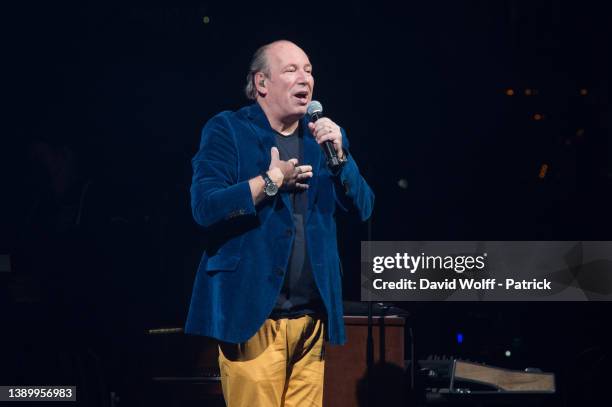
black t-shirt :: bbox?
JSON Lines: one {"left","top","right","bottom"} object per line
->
{"left": 270, "top": 125, "right": 324, "bottom": 318}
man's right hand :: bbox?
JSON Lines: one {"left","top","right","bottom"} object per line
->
{"left": 269, "top": 147, "right": 312, "bottom": 190}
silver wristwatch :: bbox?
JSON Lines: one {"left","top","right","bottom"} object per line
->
{"left": 261, "top": 172, "right": 279, "bottom": 197}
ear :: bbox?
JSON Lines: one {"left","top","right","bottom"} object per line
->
{"left": 255, "top": 72, "right": 267, "bottom": 96}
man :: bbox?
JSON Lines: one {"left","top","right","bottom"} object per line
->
{"left": 185, "top": 40, "right": 374, "bottom": 406}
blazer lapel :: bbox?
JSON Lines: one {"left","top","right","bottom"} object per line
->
{"left": 301, "top": 116, "right": 321, "bottom": 219}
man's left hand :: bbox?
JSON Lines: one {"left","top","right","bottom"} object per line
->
{"left": 308, "top": 118, "right": 344, "bottom": 159}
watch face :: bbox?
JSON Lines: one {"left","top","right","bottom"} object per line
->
{"left": 265, "top": 182, "right": 278, "bottom": 196}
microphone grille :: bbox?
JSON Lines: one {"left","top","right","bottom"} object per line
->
{"left": 307, "top": 100, "right": 323, "bottom": 117}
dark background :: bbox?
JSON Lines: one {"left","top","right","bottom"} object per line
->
{"left": 2, "top": 0, "right": 611, "bottom": 405}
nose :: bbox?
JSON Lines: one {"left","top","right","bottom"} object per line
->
{"left": 296, "top": 68, "right": 311, "bottom": 84}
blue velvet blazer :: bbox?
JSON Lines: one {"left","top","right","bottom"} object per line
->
{"left": 185, "top": 103, "right": 374, "bottom": 345}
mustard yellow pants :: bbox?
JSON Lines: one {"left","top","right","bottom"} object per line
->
{"left": 218, "top": 315, "right": 325, "bottom": 407}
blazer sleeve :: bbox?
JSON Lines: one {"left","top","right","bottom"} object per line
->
{"left": 332, "top": 128, "right": 375, "bottom": 222}
{"left": 190, "top": 114, "right": 256, "bottom": 228}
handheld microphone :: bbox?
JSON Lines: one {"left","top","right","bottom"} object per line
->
{"left": 307, "top": 100, "right": 341, "bottom": 171}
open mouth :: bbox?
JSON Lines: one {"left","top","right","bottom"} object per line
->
{"left": 293, "top": 91, "right": 309, "bottom": 103}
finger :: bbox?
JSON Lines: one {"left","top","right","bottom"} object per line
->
{"left": 317, "top": 134, "right": 339, "bottom": 144}
{"left": 308, "top": 122, "right": 316, "bottom": 131}
{"left": 315, "top": 127, "right": 333, "bottom": 139}
{"left": 315, "top": 129, "right": 329, "bottom": 143}
{"left": 298, "top": 165, "right": 313, "bottom": 173}
{"left": 295, "top": 183, "right": 310, "bottom": 190}
{"left": 315, "top": 119, "right": 333, "bottom": 131}
{"left": 297, "top": 172, "right": 313, "bottom": 180}
{"left": 288, "top": 158, "right": 299, "bottom": 166}
{"left": 270, "top": 147, "right": 280, "bottom": 162}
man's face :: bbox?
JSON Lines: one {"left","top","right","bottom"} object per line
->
{"left": 261, "top": 42, "right": 314, "bottom": 122}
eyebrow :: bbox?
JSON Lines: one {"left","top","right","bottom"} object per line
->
{"left": 284, "top": 63, "right": 313, "bottom": 70}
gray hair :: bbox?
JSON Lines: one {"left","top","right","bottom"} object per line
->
{"left": 244, "top": 43, "right": 272, "bottom": 100}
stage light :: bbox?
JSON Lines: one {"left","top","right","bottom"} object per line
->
{"left": 505, "top": 350, "right": 511, "bottom": 357}
{"left": 397, "top": 178, "right": 408, "bottom": 189}
{"left": 533, "top": 113, "right": 543, "bottom": 121}
{"left": 576, "top": 128, "right": 585, "bottom": 137}
{"left": 456, "top": 333, "right": 464, "bottom": 344}
{"left": 505, "top": 88, "right": 515, "bottom": 96}
{"left": 202, "top": 16, "right": 210, "bottom": 24}
{"left": 538, "top": 164, "right": 548, "bottom": 179}
{"left": 579, "top": 88, "right": 588, "bottom": 96}
{"left": 524, "top": 88, "right": 533, "bottom": 96}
